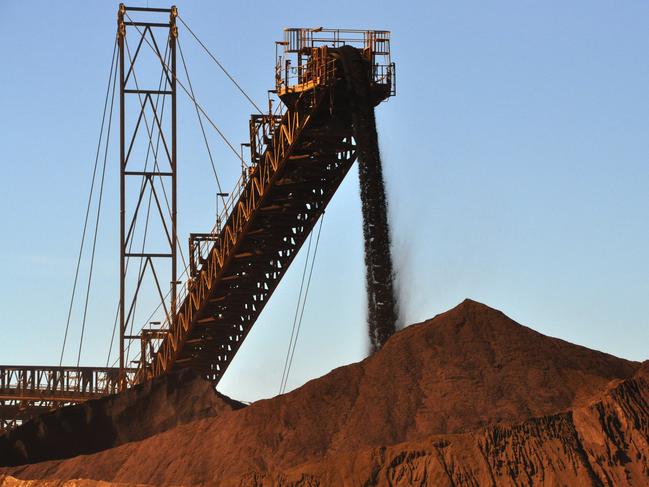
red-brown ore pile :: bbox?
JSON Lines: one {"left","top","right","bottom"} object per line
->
{"left": 1, "top": 300, "right": 647, "bottom": 486}
{"left": 0, "top": 368, "right": 244, "bottom": 466}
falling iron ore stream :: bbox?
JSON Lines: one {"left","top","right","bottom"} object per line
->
{"left": 339, "top": 46, "right": 398, "bottom": 352}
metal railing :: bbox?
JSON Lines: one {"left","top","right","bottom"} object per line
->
{"left": 283, "top": 28, "right": 391, "bottom": 53}
{"left": 0, "top": 365, "right": 134, "bottom": 398}
{"left": 373, "top": 62, "right": 397, "bottom": 96}
{"left": 276, "top": 56, "right": 338, "bottom": 94}
{"left": 276, "top": 28, "right": 395, "bottom": 97}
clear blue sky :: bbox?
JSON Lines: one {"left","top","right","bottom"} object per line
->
{"left": 1, "top": 1, "right": 648, "bottom": 402}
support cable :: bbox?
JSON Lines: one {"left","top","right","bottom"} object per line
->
{"left": 123, "top": 39, "right": 172, "bottom": 369}
{"left": 111, "top": 17, "right": 262, "bottom": 370}
{"left": 60, "top": 41, "right": 118, "bottom": 366}
{"left": 76, "top": 47, "right": 119, "bottom": 367}
{"left": 117, "top": 35, "right": 208, "bottom": 369}
{"left": 278, "top": 227, "right": 314, "bottom": 394}
{"left": 110, "top": 262, "right": 195, "bottom": 369}
{"left": 106, "top": 42, "right": 170, "bottom": 367}
{"left": 176, "top": 15, "right": 263, "bottom": 114}
{"left": 124, "top": 13, "right": 249, "bottom": 167}
{"left": 280, "top": 215, "right": 325, "bottom": 394}
{"left": 124, "top": 186, "right": 154, "bottom": 369}
{"left": 177, "top": 38, "right": 226, "bottom": 199}
{"left": 118, "top": 252, "right": 195, "bottom": 367}
{"left": 108, "top": 40, "right": 173, "bottom": 368}
{"left": 124, "top": 37, "right": 189, "bottom": 272}
{"left": 106, "top": 302, "right": 120, "bottom": 367}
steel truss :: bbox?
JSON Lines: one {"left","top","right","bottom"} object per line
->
{"left": 117, "top": 4, "right": 178, "bottom": 388}
{"left": 0, "top": 365, "right": 133, "bottom": 431}
{"left": 136, "top": 33, "right": 394, "bottom": 385}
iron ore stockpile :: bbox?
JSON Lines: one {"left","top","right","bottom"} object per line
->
{"left": 340, "top": 46, "right": 398, "bottom": 351}
{"left": 1, "top": 300, "right": 648, "bottom": 486}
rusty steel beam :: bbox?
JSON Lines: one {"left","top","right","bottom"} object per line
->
{"left": 0, "top": 365, "right": 134, "bottom": 431}
{"left": 117, "top": 4, "right": 178, "bottom": 390}
{"left": 134, "top": 34, "right": 395, "bottom": 386}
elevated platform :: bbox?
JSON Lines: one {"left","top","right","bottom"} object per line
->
{"left": 0, "top": 365, "right": 132, "bottom": 430}
{"left": 276, "top": 28, "right": 395, "bottom": 102}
